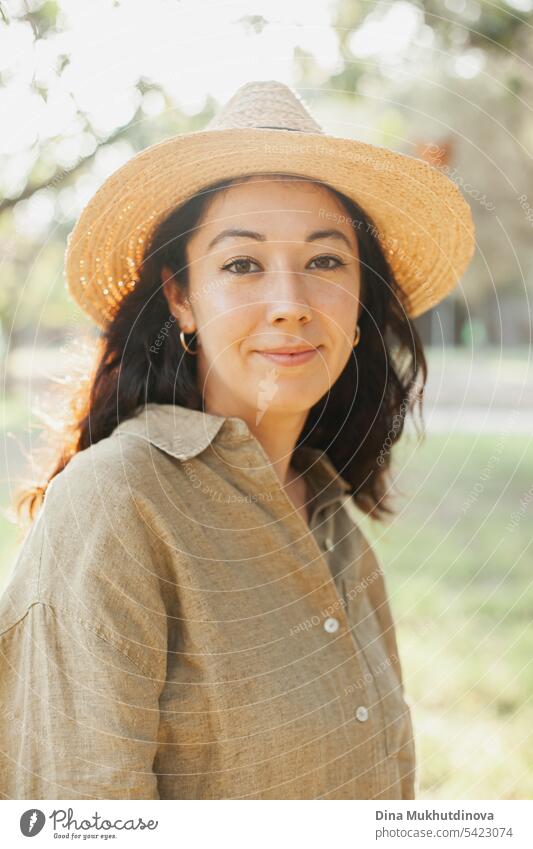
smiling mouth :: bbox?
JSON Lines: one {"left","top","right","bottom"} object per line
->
{"left": 254, "top": 347, "right": 321, "bottom": 366}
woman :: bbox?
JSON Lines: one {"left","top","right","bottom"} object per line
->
{"left": 0, "top": 81, "right": 475, "bottom": 800}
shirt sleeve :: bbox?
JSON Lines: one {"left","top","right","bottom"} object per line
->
{"left": 0, "top": 450, "right": 171, "bottom": 801}
{"left": 0, "top": 601, "right": 161, "bottom": 800}
{"left": 395, "top": 692, "right": 417, "bottom": 800}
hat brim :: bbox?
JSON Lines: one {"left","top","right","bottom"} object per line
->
{"left": 64, "top": 127, "right": 476, "bottom": 328}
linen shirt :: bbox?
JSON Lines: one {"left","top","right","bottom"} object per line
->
{"left": 0, "top": 402, "right": 416, "bottom": 800}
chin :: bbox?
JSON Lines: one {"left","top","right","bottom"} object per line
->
{"left": 249, "top": 389, "right": 322, "bottom": 418}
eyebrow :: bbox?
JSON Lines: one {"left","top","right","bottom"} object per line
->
{"left": 206, "top": 228, "right": 353, "bottom": 251}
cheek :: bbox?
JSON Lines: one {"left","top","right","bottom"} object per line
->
{"left": 196, "top": 290, "right": 256, "bottom": 361}
{"left": 315, "top": 285, "right": 359, "bottom": 345}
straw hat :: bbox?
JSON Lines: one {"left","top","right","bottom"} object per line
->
{"left": 64, "top": 79, "right": 476, "bottom": 329}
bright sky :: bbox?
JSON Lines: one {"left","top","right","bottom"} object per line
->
{"left": 0, "top": 0, "right": 339, "bottom": 155}
{"left": 0, "top": 0, "right": 344, "bottom": 231}
{"left": 0, "top": 0, "right": 498, "bottom": 235}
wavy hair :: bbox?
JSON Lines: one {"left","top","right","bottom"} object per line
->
{"left": 13, "top": 172, "right": 427, "bottom": 528}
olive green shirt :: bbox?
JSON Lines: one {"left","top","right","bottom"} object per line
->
{"left": 0, "top": 402, "right": 416, "bottom": 800}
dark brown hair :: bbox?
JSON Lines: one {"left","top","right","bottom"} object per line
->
{"left": 13, "top": 172, "right": 427, "bottom": 529}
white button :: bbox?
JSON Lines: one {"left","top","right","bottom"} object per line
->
{"left": 323, "top": 536, "right": 335, "bottom": 551}
{"left": 323, "top": 616, "right": 339, "bottom": 633}
{"left": 355, "top": 705, "right": 369, "bottom": 722}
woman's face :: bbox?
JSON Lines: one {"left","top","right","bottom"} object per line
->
{"left": 166, "top": 176, "right": 361, "bottom": 420}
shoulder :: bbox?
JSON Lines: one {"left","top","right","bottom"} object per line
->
{"left": 38, "top": 425, "right": 185, "bottom": 539}
{"left": 48, "top": 426, "right": 166, "bottom": 499}
{"left": 0, "top": 433, "right": 171, "bottom": 663}
{"left": 40, "top": 433, "right": 174, "bottom": 578}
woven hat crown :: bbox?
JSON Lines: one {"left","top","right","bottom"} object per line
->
{"left": 206, "top": 80, "right": 324, "bottom": 134}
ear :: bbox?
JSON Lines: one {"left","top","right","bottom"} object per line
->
{"left": 161, "top": 265, "right": 195, "bottom": 331}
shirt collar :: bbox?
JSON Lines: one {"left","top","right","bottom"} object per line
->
{"left": 113, "top": 402, "right": 352, "bottom": 503}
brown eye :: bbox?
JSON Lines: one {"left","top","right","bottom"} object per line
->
{"left": 222, "top": 257, "right": 261, "bottom": 275}
{"left": 309, "top": 255, "right": 346, "bottom": 270}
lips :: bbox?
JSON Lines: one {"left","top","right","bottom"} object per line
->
{"left": 256, "top": 341, "right": 319, "bottom": 353}
{"left": 254, "top": 346, "right": 320, "bottom": 367}
{"left": 260, "top": 347, "right": 316, "bottom": 354}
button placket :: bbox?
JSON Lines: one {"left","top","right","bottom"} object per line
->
{"left": 355, "top": 705, "right": 369, "bottom": 722}
{"left": 268, "top": 469, "right": 355, "bottom": 637}
{"left": 289, "top": 503, "right": 377, "bottom": 718}
{"left": 323, "top": 616, "right": 340, "bottom": 633}
{"left": 341, "top": 576, "right": 406, "bottom": 758}
{"left": 229, "top": 434, "right": 372, "bottom": 702}
{"left": 296, "top": 512, "right": 354, "bottom": 642}
{"left": 323, "top": 534, "right": 335, "bottom": 552}
{"left": 238, "top": 435, "right": 342, "bottom": 591}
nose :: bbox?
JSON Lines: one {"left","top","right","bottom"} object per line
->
{"left": 264, "top": 269, "right": 312, "bottom": 326}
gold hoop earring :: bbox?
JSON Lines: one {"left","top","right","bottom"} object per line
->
{"left": 179, "top": 329, "right": 198, "bottom": 355}
{"left": 353, "top": 324, "right": 361, "bottom": 348}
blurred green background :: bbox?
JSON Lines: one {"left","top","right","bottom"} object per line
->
{"left": 359, "top": 396, "right": 533, "bottom": 800}
{"left": 1, "top": 0, "right": 532, "bottom": 800}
